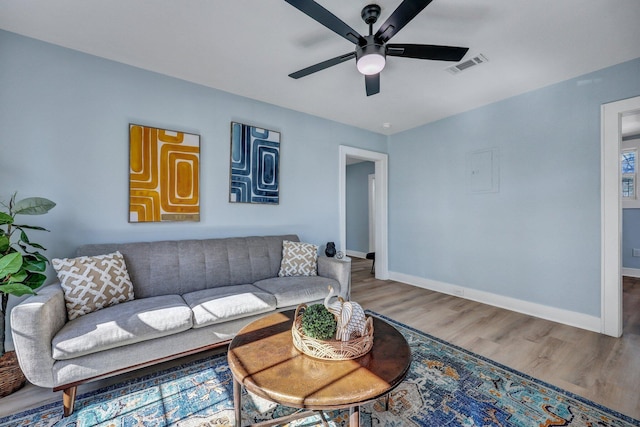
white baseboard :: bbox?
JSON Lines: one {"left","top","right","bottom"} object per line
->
{"left": 622, "top": 267, "right": 640, "bottom": 278}
{"left": 388, "top": 271, "right": 601, "bottom": 333}
{"left": 346, "top": 250, "right": 368, "bottom": 259}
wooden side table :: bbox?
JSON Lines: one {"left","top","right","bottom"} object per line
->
{"left": 227, "top": 310, "right": 411, "bottom": 427}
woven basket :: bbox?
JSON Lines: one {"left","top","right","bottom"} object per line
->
{"left": 0, "top": 351, "right": 26, "bottom": 398}
{"left": 292, "top": 304, "right": 374, "bottom": 360}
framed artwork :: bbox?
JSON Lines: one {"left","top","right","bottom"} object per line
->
{"left": 129, "top": 124, "right": 200, "bottom": 222}
{"left": 229, "top": 122, "right": 280, "bottom": 204}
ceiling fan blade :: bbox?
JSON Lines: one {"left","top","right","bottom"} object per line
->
{"left": 284, "top": 0, "right": 364, "bottom": 45}
{"left": 375, "top": 0, "right": 434, "bottom": 43}
{"left": 289, "top": 52, "right": 356, "bottom": 79}
{"left": 365, "top": 74, "right": 380, "bottom": 96}
{"left": 387, "top": 44, "right": 469, "bottom": 61}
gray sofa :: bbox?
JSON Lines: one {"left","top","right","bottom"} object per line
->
{"left": 10, "top": 234, "right": 350, "bottom": 416}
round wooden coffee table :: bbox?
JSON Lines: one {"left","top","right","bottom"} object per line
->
{"left": 227, "top": 310, "right": 411, "bottom": 427}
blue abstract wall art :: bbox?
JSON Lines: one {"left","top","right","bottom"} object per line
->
{"left": 229, "top": 122, "right": 280, "bottom": 204}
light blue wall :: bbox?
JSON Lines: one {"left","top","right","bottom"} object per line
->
{"left": 346, "top": 161, "right": 375, "bottom": 254}
{"left": 623, "top": 209, "right": 640, "bottom": 269}
{"left": 0, "top": 30, "right": 386, "bottom": 265}
{"left": 388, "top": 57, "right": 640, "bottom": 317}
{"left": 3, "top": 27, "right": 640, "bottom": 326}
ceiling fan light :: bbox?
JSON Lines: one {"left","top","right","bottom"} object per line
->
{"left": 357, "top": 53, "right": 386, "bottom": 75}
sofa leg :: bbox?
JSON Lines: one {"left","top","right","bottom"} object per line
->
{"left": 63, "top": 386, "right": 77, "bottom": 417}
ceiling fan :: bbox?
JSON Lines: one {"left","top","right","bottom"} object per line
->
{"left": 285, "top": 0, "right": 469, "bottom": 96}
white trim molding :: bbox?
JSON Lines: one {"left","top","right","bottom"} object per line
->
{"left": 389, "top": 271, "right": 601, "bottom": 333}
{"left": 346, "top": 250, "right": 368, "bottom": 259}
{"left": 622, "top": 267, "right": 640, "bottom": 278}
{"left": 601, "top": 95, "right": 640, "bottom": 337}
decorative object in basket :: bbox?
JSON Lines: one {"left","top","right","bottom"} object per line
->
{"left": 292, "top": 290, "right": 374, "bottom": 361}
{"left": 324, "top": 285, "right": 367, "bottom": 341}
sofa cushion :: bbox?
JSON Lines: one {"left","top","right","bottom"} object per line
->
{"left": 52, "top": 295, "right": 192, "bottom": 360}
{"left": 278, "top": 240, "right": 318, "bottom": 277}
{"left": 52, "top": 251, "right": 135, "bottom": 320}
{"left": 182, "top": 284, "right": 277, "bottom": 328}
{"left": 254, "top": 276, "right": 337, "bottom": 308}
{"left": 77, "top": 235, "right": 300, "bottom": 298}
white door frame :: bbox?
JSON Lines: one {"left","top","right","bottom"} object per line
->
{"left": 339, "top": 145, "right": 389, "bottom": 279}
{"left": 368, "top": 173, "right": 376, "bottom": 253}
{"left": 601, "top": 95, "right": 640, "bottom": 337}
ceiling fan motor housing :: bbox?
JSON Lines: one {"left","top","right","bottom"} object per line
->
{"left": 357, "top": 35, "right": 385, "bottom": 58}
{"left": 357, "top": 5, "right": 385, "bottom": 75}
{"left": 358, "top": 3, "right": 385, "bottom": 62}
{"left": 356, "top": 35, "right": 386, "bottom": 75}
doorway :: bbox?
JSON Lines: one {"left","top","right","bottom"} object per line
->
{"left": 344, "top": 161, "right": 375, "bottom": 259}
{"left": 620, "top": 111, "right": 640, "bottom": 278}
{"left": 368, "top": 173, "right": 376, "bottom": 254}
{"left": 601, "top": 95, "right": 640, "bottom": 337}
{"left": 339, "top": 146, "right": 389, "bottom": 280}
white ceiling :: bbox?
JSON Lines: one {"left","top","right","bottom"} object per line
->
{"left": 1, "top": 0, "right": 639, "bottom": 135}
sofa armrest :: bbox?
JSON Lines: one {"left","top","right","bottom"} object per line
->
{"left": 317, "top": 256, "right": 351, "bottom": 300}
{"left": 10, "top": 283, "right": 67, "bottom": 388}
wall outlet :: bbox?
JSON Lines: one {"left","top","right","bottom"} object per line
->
{"left": 633, "top": 248, "right": 640, "bottom": 257}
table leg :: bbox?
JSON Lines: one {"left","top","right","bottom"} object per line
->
{"left": 349, "top": 405, "right": 360, "bottom": 427}
{"left": 233, "top": 377, "right": 242, "bottom": 427}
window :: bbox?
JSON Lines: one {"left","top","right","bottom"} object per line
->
{"left": 622, "top": 149, "right": 636, "bottom": 199}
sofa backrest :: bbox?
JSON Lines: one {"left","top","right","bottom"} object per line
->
{"left": 76, "top": 235, "right": 299, "bottom": 298}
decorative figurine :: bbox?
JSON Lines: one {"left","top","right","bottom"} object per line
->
{"left": 325, "top": 242, "right": 336, "bottom": 257}
{"left": 323, "top": 286, "right": 367, "bottom": 341}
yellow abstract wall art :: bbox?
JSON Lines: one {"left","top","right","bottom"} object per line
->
{"left": 129, "top": 124, "right": 200, "bottom": 222}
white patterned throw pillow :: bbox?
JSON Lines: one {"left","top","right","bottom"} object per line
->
{"left": 279, "top": 240, "right": 318, "bottom": 277}
{"left": 52, "top": 251, "right": 134, "bottom": 320}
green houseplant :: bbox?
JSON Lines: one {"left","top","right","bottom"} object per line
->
{"left": 0, "top": 193, "right": 56, "bottom": 358}
{"left": 301, "top": 303, "right": 337, "bottom": 340}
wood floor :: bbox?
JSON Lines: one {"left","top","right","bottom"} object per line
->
{"left": 350, "top": 257, "right": 640, "bottom": 420}
{"left": 1, "top": 258, "right": 639, "bottom": 420}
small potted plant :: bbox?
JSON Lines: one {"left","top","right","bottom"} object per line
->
{"left": 300, "top": 303, "right": 337, "bottom": 340}
{"left": 0, "top": 193, "right": 55, "bottom": 396}
{"left": 292, "top": 300, "right": 373, "bottom": 361}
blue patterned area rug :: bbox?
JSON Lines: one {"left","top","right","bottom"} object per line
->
{"left": 1, "top": 312, "right": 638, "bottom": 427}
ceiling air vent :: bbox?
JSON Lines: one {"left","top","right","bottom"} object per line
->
{"left": 446, "top": 54, "right": 488, "bottom": 75}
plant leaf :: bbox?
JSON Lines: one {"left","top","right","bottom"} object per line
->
{"left": 13, "top": 224, "right": 49, "bottom": 232}
{"left": 0, "top": 283, "right": 37, "bottom": 297}
{"left": 24, "top": 241, "right": 46, "bottom": 251}
{"left": 0, "top": 212, "right": 13, "bottom": 225}
{"left": 0, "top": 252, "right": 23, "bottom": 277}
{"left": 33, "top": 252, "right": 48, "bottom": 263}
{"left": 7, "top": 270, "right": 27, "bottom": 283}
{"left": 0, "top": 235, "right": 9, "bottom": 253}
{"left": 24, "top": 272, "right": 47, "bottom": 290}
{"left": 13, "top": 197, "right": 56, "bottom": 215}
{"left": 22, "top": 257, "right": 46, "bottom": 272}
